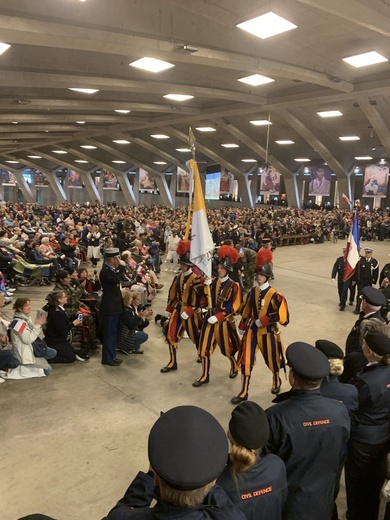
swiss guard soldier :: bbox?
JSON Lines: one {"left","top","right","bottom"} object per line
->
{"left": 192, "top": 245, "right": 242, "bottom": 388}
{"left": 160, "top": 240, "right": 205, "bottom": 373}
{"left": 231, "top": 252, "right": 289, "bottom": 404}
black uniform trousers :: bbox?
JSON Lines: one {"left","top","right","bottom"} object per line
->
{"left": 345, "top": 439, "right": 389, "bottom": 520}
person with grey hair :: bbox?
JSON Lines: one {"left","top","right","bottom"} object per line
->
{"left": 343, "top": 286, "right": 387, "bottom": 383}
{"left": 105, "top": 406, "right": 247, "bottom": 519}
{"left": 341, "top": 317, "right": 389, "bottom": 384}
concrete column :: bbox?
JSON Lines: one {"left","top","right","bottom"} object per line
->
{"left": 12, "top": 170, "right": 34, "bottom": 202}
{"left": 284, "top": 175, "right": 300, "bottom": 208}
{"left": 236, "top": 175, "right": 253, "bottom": 208}
{"left": 154, "top": 175, "right": 173, "bottom": 207}
{"left": 78, "top": 170, "right": 102, "bottom": 204}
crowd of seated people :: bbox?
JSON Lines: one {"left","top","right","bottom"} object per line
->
{"left": 0, "top": 200, "right": 388, "bottom": 385}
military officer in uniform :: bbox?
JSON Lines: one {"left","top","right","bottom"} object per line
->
{"left": 160, "top": 241, "right": 205, "bottom": 373}
{"left": 105, "top": 405, "right": 247, "bottom": 519}
{"left": 331, "top": 248, "right": 356, "bottom": 310}
{"left": 99, "top": 248, "right": 123, "bottom": 366}
{"left": 341, "top": 286, "right": 386, "bottom": 383}
{"left": 265, "top": 342, "right": 350, "bottom": 520}
{"left": 345, "top": 331, "right": 390, "bottom": 520}
{"left": 354, "top": 247, "right": 379, "bottom": 314}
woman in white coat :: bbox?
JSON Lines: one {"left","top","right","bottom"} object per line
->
{"left": 10, "top": 297, "right": 53, "bottom": 376}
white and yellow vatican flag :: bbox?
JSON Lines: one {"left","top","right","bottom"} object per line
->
{"left": 189, "top": 159, "right": 214, "bottom": 279}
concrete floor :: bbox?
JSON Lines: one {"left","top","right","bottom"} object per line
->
{"left": 2, "top": 239, "right": 389, "bottom": 519}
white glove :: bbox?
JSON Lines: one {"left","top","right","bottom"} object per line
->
{"left": 208, "top": 315, "right": 218, "bottom": 325}
{"left": 165, "top": 311, "right": 171, "bottom": 318}
{"left": 204, "top": 277, "right": 212, "bottom": 286}
{"left": 238, "top": 329, "right": 244, "bottom": 336}
{"left": 181, "top": 311, "right": 189, "bottom": 320}
{"left": 331, "top": 278, "right": 336, "bottom": 282}
{"left": 255, "top": 319, "right": 261, "bottom": 327}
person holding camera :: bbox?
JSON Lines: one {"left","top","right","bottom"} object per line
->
{"left": 117, "top": 290, "right": 152, "bottom": 355}
{"left": 44, "top": 291, "right": 89, "bottom": 363}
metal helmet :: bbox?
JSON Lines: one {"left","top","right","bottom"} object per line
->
{"left": 256, "top": 262, "right": 273, "bottom": 279}
{"left": 179, "top": 252, "right": 193, "bottom": 266}
{"left": 218, "top": 257, "right": 233, "bottom": 272}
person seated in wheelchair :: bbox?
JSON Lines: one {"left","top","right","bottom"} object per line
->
{"left": 44, "top": 291, "right": 89, "bottom": 363}
{"left": 29, "top": 241, "right": 53, "bottom": 266}
{"left": 53, "top": 270, "right": 99, "bottom": 351}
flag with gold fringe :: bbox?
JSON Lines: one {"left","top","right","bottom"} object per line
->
{"left": 189, "top": 159, "right": 214, "bottom": 279}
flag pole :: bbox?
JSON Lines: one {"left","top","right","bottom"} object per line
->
{"left": 184, "top": 129, "right": 195, "bottom": 240}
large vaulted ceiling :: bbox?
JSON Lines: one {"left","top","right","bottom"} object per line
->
{"left": 0, "top": 0, "right": 389, "bottom": 190}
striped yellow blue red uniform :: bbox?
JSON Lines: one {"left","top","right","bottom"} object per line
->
{"left": 195, "top": 276, "right": 242, "bottom": 383}
{"left": 236, "top": 284, "right": 289, "bottom": 398}
{"left": 163, "top": 270, "right": 205, "bottom": 368}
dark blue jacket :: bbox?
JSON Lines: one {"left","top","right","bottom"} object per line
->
{"left": 265, "top": 390, "right": 350, "bottom": 520}
{"left": 320, "top": 376, "right": 358, "bottom": 415}
{"left": 351, "top": 363, "right": 390, "bottom": 445}
{"left": 217, "top": 453, "right": 287, "bottom": 520}
{"left": 99, "top": 263, "right": 123, "bottom": 315}
{"left": 105, "top": 471, "right": 247, "bottom": 519}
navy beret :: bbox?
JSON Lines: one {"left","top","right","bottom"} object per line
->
{"left": 287, "top": 342, "right": 330, "bottom": 380}
{"left": 148, "top": 406, "right": 228, "bottom": 491}
{"left": 362, "top": 286, "right": 386, "bottom": 307}
{"left": 315, "top": 339, "right": 344, "bottom": 359}
{"left": 229, "top": 401, "right": 269, "bottom": 450}
{"left": 365, "top": 331, "right": 390, "bottom": 356}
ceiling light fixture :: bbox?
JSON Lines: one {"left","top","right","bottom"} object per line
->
{"left": 114, "top": 109, "right": 131, "bottom": 114}
{"left": 275, "top": 140, "right": 294, "bottom": 145}
{"left": 112, "top": 160, "right": 126, "bottom": 164}
{"left": 339, "top": 136, "right": 360, "bottom": 141}
{"left": 76, "top": 121, "right": 86, "bottom": 124}
{"left": 75, "top": 160, "right": 88, "bottom": 163}
{"left": 294, "top": 158, "right": 311, "bottom": 162}
{"left": 27, "top": 155, "right": 42, "bottom": 159}
{"left": 241, "top": 159, "right": 257, "bottom": 163}
{"left": 176, "top": 148, "right": 191, "bottom": 152}
{"left": 195, "top": 127, "right": 216, "bottom": 132}
{"left": 150, "top": 134, "right": 169, "bottom": 139}
{"left": 68, "top": 88, "right": 99, "bottom": 94}
{"left": 12, "top": 121, "right": 18, "bottom": 124}
{"left": 342, "top": 51, "right": 388, "bottom": 68}
{"left": 0, "top": 43, "right": 10, "bottom": 56}
{"left": 153, "top": 161, "right": 167, "bottom": 165}
{"left": 52, "top": 150, "right": 68, "bottom": 154}
{"left": 355, "top": 156, "right": 373, "bottom": 160}
{"left": 113, "top": 140, "right": 131, "bottom": 144}
{"left": 5, "top": 160, "right": 19, "bottom": 164}
{"left": 238, "top": 73, "right": 274, "bottom": 86}
{"left": 130, "top": 57, "right": 174, "bottom": 73}
{"left": 80, "top": 145, "right": 97, "bottom": 149}
{"left": 317, "top": 110, "right": 343, "bottom": 117}
{"left": 163, "top": 94, "right": 194, "bottom": 101}
{"left": 221, "top": 143, "right": 239, "bottom": 148}
{"left": 250, "top": 120, "right": 272, "bottom": 126}
{"left": 237, "top": 12, "right": 297, "bottom": 40}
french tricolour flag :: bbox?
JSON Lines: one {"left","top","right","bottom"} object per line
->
{"left": 10, "top": 318, "right": 27, "bottom": 333}
{"left": 343, "top": 212, "right": 360, "bottom": 282}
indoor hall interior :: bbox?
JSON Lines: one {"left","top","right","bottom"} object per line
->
{"left": 2, "top": 239, "right": 389, "bottom": 519}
